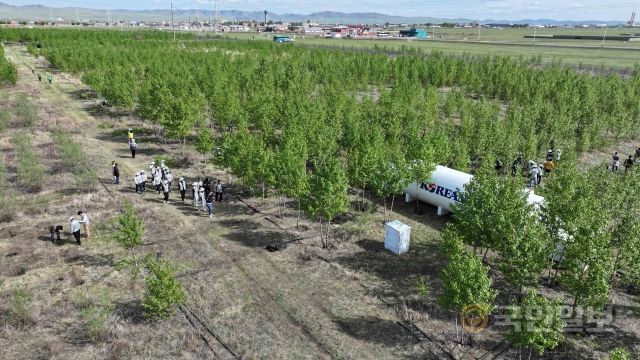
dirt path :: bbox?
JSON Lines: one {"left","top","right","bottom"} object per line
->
{"left": 2, "top": 46, "right": 437, "bottom": 359}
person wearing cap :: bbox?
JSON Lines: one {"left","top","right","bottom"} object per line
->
{"left": 78, "top": 211, "right": 90, "bottom": 238}
{"left": 140, "top": 171, "right": 147, "bottom": 193}
{"left": 134, "top": 171, "right": 142, "bottom": 193}
{"left": 165, "top": 171, "right": 174, "bottom": 191}
{"left": 199, "top": 187, "right": 206, "bottom": 211}
{"left": 127, "top": 128, "right": 134, "bottom": 144}
{"left": 528, "top": 161, "right": 539, "bottom": 188}
{"left": 153, "top": 169, "right": 162, "bottom": 194}
{"left": 162, "top": 179, "right": 170, "bottom": 203}
{"left": 192, "top": 180, "right": 200, "bottom": 206}
{"left": 69, "top": 216, "right": 81, "bottom": 245}
{"left": 178, "top": 177, "right": 187, "bottom": 202}
{"left": 130, "top": 138, "right": 137, "bottom": 158}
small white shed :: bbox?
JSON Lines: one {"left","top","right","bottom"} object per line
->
{"left": 384, "top": 220, "right": 411, "bottom": 255}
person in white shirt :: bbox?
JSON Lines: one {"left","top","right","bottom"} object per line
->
{"left": 134, "top": 172, "right": 141, "bottom": 193}
{"left": 77, "top": 211, "right": 90, "bottom": 238}
{"left": 199, "top": 187, "right": 206, "bottom": 210}
{"left": 178, "top": 177, "right": 187, "bottom": 202}
{"left": 166, "top": 171, "right": 174, "bottom": 191}
{"left": 214, "top": 180, "right": 223, "bottom": 202}
{"left": 162, "top": 179, "right": 170, "bottom": 203}
{"left": 153, "top": 171, "right": 162, "bottom": 194}
{"left": 69, "top": 216, "right": 82, "bottom": 245}
{"left": 140, "top": 171, "right": 147, "bottom": 193}
{"left": 192, "top": 181, "right": 200, "bottom": 206}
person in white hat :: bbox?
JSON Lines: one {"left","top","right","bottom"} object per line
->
{"left": 162, "top": 179, "right": 170, "bottom": 203}
{"left": 192, "top": 180, "right": 200, "bottom": 206}
{"left": 140, "top": 170, "right": 147, "bottom": 193}
{"left": 134, "top": 171, "right": 142, "bottom": 193}
{"left": 178, "top": 177, "right": 187, "bottom": 202}
{"left": 199, "top": 187, "right": 206, "bottom": 211}
{"left": 127, "top": 128, "right": 133, "bottom": 144}
{"left": 165, "top": 171, "right": 174, "bottom": 191}
{"left": 153, "top": 169, "right": 162, "bottom": 194}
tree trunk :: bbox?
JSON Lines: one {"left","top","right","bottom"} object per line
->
{"left": 296, "top": 200, "right": 301, "bottom": 230}
{"left": 383, "top": 197, "right": 387, "bottom": 223}
{"left": 455, "top": 315, "right": 460, "bottom": 344}
{"left": 390, "top": 194, "right": 396, "bottom": 214}
{"left": 527, "top": 347, "right": 533, "bottom": 360}
{"left": 610, "top": 252, "right": 621, "bottom": 284}
{"left": 482, "top": 248, "right": 490, "bottom": 263}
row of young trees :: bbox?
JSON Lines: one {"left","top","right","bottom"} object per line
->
{"left": 0, "top": 44, "right": 18, "bottom": 85}
{"left": 1, "top": 28, "right": 637, "bottom": 244}
{"left": 437, "top": 156, "right": 640, "bottom": 356}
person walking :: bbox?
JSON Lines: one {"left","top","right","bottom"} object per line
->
{"left": 140, "top": 171, "right": 147, "bottom": 193}
{"left": 511, "top": 154, "right": 522, "bottom": 176}
{"left": 153, "top": 170, "right": 162, "bottom": 194}
{"left": 69, "top": 216, "right": 81, "bottom": 245}
{"left": 38, "top": 73, "right": 42, "bottom": 82}
{"left": 635, "top": 147, "right": 640, "bottom": 161}
{"left": 205, "top": 191, "right": 214, "bottom": 218}
{"left": 77, "top": 211, "right": 90, "bottom": 238}
{"left": 203, "top": 177, "right": 212, "bottom": 194}
{"left": 130, "top": 139, "right": 137, "bottom": 158}
{"left": 113, "top": 162, "right": 120, "bottom": 185}
{"left": 166, "top": 171, "right": 174, "bottom": 191}
{"left": 47, "top": 75, "right": 52, "bottom": 84}
{"left": 134, "top": 172, "right": 141, "bottom": 193}
{"left": 528, "top": 162, "right": 539, "bottom": 188}
{"left": 624, "top": 155, "right": 634, "bottom": 172}
{"left": 612, "top": 152, "right": 620, "bottom": 172}
{"left": 178, "top": 177, "right": 187, "bottom": 202}
{"left": 199, "top": 187, "right": 206, "bottom": 211}
{"left": 127, "top": 128, "right": 134, "bottom": 144}
{"left": 495, "top": 159, "right": 504, "bottom": 174}
{"left": 543, "top": 159, "right": 555, "bottom": 175}
{"left": 162, "top": 179, "right": 170, "bottom": 203}
{"left": 192, "top": 180, "right": 200, "bottom": 206}
{"left": 215, "top": 180, "right": 223, "bottom": 202}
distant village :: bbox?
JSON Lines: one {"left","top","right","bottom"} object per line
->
{"left": 0, "top": 17, "right": 634, "bottom": 40}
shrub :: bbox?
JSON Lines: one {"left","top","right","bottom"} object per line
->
{"left": 11, "top": 132, "right": 45, "bottom": 191}
{"left": 6, "top": 284, "right": 33, "bottom": 327}
{"left": 143, "top": 257, "right": 186, "bottom": 319}
{"left": 15, "top": 94, "right": 38, "bottom": 127}
{"left": 608, "top": 348, "right": 630, "bottom": 360}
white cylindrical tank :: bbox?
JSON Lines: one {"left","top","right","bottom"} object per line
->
{"left": 404, "top": 165, "right": 545, "bottom": 215}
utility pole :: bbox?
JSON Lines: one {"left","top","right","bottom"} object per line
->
{"left": 602, "top": 25, "right": 608, "bottom": 47}
{"left": 533, "top": 27, "right": 537, "bottom": 45}
{"left": 477, "top": 20, "right": 481, "bottom": 42}
{"left": 171, "top": 1, "right": 175, "bottom": 41}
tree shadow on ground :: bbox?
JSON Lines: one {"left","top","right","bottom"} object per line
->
{"left": 216, "top": 218, "right": 294, "bottom": 248}
{"left": 65, "top": 253, "right": 115, "bottom": 267}
{"left": 334, "top": 315, "right": 417, "bottom": 347}
{"left": 114, "top": 300, "right": 148, "bottom": 325}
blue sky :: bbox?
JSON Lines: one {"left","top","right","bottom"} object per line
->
{"left": 3, "top": 0, "right": 638, "bottom": 20}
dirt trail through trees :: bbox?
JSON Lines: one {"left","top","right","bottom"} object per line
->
{"left": 3, "top": 46, "right": 432, "bottom": 359}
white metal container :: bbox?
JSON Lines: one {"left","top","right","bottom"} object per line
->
{"left": 404, "top": 165, "right": 545, "bottom": 216}
{"left": 384, "top": 220, "right": 411, "bottom": 255}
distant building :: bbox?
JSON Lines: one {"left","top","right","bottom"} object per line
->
{"left": 399, "top": 28, "right": 428, "bottom": 39}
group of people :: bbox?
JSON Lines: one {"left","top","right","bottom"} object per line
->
{"left": 50, "top": 211, "right": 90, "bottom": 246}
{"left": 187, "top": 177, "right": 224, "bottom": 217}
{"left": 611, "top": 148, "right": 638, "bottom": 172}
{"left": 495, "top": 149, "right": 560, "bottom": 188}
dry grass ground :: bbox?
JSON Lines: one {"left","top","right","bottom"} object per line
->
{"left": 0, "top": 45, "right": 638, "bottom": 360}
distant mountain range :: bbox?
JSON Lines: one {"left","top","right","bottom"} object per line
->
{"left": 0, "top": 2, "right": 627, "bottom": 26}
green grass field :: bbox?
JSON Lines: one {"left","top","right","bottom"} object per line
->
{"left": 221, "top": 28, "right": 640, "bottom": 69}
